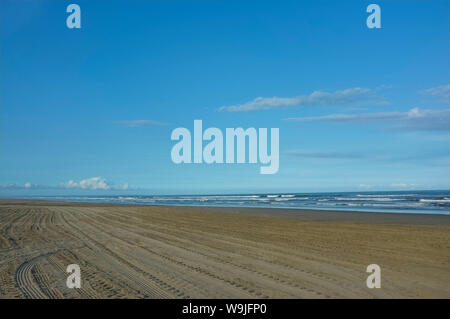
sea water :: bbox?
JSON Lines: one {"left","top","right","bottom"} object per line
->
{"left": 28, "top": 190, "right": 450, "bottom": 215}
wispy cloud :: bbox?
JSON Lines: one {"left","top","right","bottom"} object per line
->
{"left": 285, "top": 150, "right": 368, "bottom": 160}
{"left": 115, "top": 120, "right": 167, "bottom": 127}
{"left": 219, "top": 87, "right": 386, "bottom": 112}
{"left": 423, "top": 84, "right": 450, "bottom": 103}
{"left": 286, "top": 148, "right": 450, "bottom": 162}
{"left": 285, "top": 107, "right": 450, "bottom": 131}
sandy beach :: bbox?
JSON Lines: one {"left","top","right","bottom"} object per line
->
{"left": 0, "top": 199, "right": 449, "bottom": 299}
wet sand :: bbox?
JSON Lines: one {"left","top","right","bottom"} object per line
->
{"left": 0, "top": 199, "right": 449, "bottom": 298}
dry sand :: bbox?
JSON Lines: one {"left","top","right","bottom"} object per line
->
{"left": 0, "top": 199, "right": 449, "bottom": 299}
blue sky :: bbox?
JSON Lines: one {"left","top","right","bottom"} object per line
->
{"left": 1, "top": 0, "right": 449, "bottom": 195}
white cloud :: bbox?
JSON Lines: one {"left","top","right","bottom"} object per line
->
{"left": 285, "top": 107, "right": 450, "bottom": 131}
{"left": 63, "top": 177, "right": 110, "bottom": 190}
{"left": 219, "top": 87, "right": 386, "bottom": 112}
{"left": 24, "top": 182, "right": 31, "bottom": 189}
{"left": 62, "top": 177, "right": 130, "bottom": 191}
{"left": 423, "top": 84, "right": 450, "bottom": 102}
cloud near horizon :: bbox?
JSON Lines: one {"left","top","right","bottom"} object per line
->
{"left": 0, "top": 182, "right": 52, "bottom": 190}
{"left": 0, "top": 177, "right": 130, "bottom": 191}
{"left": 285, "top": 107, "right": 450, "bottom": 131}
{"left": 358, "top": 183, "right": 419, "bottom": 190}
{"left": 219, "top": 87, "right": 386, "bottom": 112}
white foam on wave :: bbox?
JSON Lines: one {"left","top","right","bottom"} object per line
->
{"left": 420, "top": 199, "right": 450, "bottom": 203}
{"left": 335, "top": 197, "right": 404, "bottom": 201}
{"left": 356, "top": 194, "right": 417, "bottom": 197}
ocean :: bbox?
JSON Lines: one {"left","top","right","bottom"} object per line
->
{"left": 30, "top": 190, "right": 450, "bottom": 215}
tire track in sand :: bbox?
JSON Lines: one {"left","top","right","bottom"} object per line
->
{"left": 14, "top": 251, "right": 58, "bottom": 299}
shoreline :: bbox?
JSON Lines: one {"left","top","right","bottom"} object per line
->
{"left": 1, "top": 199, "right": 449, "bottom": 298}
{"left": 1, "top": 198, "right": 449, "bottom": 225}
